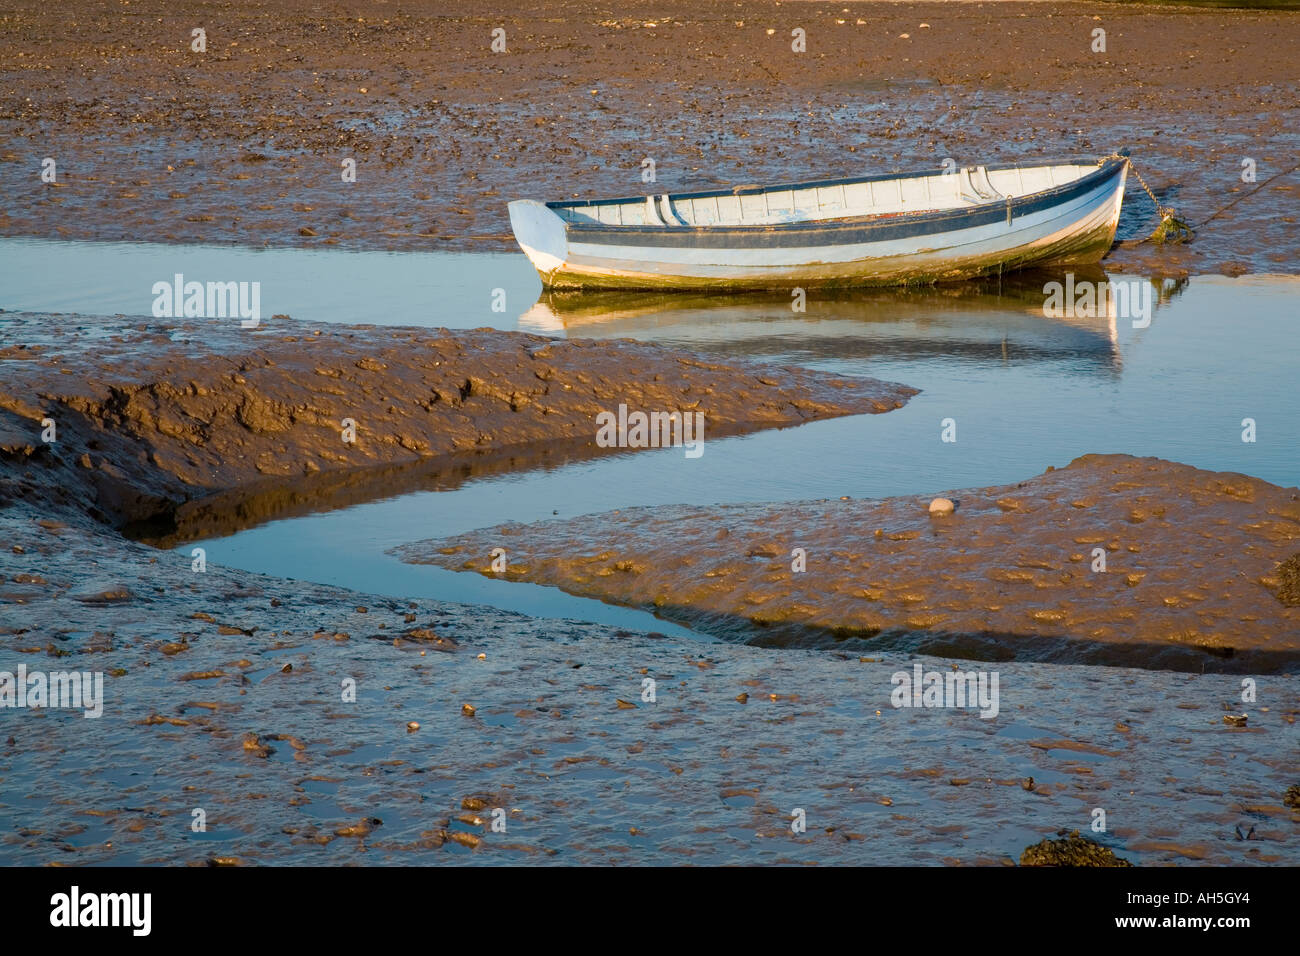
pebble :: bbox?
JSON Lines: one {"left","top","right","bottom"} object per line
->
{"left": 928, "top": 497, "right": 955, "bottom": 516}
{"left": 406, "top": 721, "right": 420, "bottom": 732}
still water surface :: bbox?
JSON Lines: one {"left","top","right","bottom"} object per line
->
{"left": 3, "top": 238, "right": 1296, "bottom": 638}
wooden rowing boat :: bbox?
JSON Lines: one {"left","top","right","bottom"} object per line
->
{"left": 508, "top": 154, "right": 1129, "bottom": 291}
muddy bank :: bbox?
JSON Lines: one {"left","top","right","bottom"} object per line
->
{"left": 2, "top": 500, "right": 1296, "bottom": 865}
{"left": 1, "top": 1, "right": 1297, "bottom": 277}
{"left": 399, "top": 454, "right": 1300, "bottom": 672}
{"left": 0, "top": 310, "right": 915, "bottom": 531}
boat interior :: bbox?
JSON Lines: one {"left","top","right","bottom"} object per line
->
{"left": 552, "top": 162, "right": 1109, "bottom": 228}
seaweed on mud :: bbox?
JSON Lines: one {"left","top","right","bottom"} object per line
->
{"left": 1149, "top": 210, "right": 1195, "bottom": 245}
{"left": 1273, "top": 553, "right": 1300, "bottom": 606}
{"left": 1020, "top": 830, "right": 1133, "bottom": 867}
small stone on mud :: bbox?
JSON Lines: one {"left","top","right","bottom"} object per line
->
{"left": 73, "top": 586, "right": 133, "bottom": 604}
{"left": 928, "top": 497, "right": 955, "bottom": 516}
{"left": 241, "top": 733, "right": 272, "bottom": 758}
{"left": 403, "top": 628, "right": 458, "bottom": 651}
{"left": 335, "top": 818, "right": 379, "bottom": 838}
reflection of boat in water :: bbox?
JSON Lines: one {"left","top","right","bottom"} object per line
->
{"left": 518, "top": 268, "right": 1184, "bottom": 372}
{"left": 509, "top": 154, "right": 1129, "bottom": 289}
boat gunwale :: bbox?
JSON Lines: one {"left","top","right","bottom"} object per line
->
{"left": 552, "top": 160, "right": 1126, "bottom": 249}
{"left": 548, "top": 156, "right": 1127, "bottom": 236}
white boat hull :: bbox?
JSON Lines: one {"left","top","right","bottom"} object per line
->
{"left": 509, "top": 157, "right": 1129, "bottom": 290}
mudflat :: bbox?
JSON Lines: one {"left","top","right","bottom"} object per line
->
{"left": 3, "top": 0, "right": 1298, "bottom": 869}
{"left": 2, "top": 1, "right": 1297, "bottom": 276}
{"left": 2, "top": 498, "right": 1297, "bottom": 865}
{"left": 400, "top": 454, "right": 1300, "bottom": 672}
{"left": 0, "top": 310, "right": 914, "bottom": 531}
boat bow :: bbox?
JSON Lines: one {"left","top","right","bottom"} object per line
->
{"left": 508, "top": 200, "right": 569, "bottom": 281}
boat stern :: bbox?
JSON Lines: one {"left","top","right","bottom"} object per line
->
{"left": 508, "top": 200, "right": 569, "bottom": 284}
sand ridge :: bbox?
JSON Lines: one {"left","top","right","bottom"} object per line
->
{"left": 0, "top": 310, "right": 916, "bottom": 530}
{"left": 400, "top": 454, "right": 1300, "bottom": 671}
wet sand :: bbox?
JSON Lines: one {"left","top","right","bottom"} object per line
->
{"left": 2, "top": 500, "right": 1297, "bottom": 865}
{"left": 400, "top": 454, "right": 1300, "bottom": 672}
{"left": 2, "top": 1, "right": 1298, "bottom": 277}
{"left": 0, "top": 310, "right": 914, "bottom": 530}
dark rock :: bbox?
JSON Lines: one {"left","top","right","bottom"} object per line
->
{"left": 1020, "top": 830, "right": 1132, "bottom": 867}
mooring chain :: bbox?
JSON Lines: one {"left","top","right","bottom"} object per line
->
{"left": 1197, "top": 156, "right": 1300, "bottom": 230}
{"left": 1114, "top": 150, "right": 1300, "bottom": 247}
{"left": 1127, "top": 159, "right": 1165, "bottom": 216}
{"left": 1109, "top": 152, "right": 1195, "bottom": 245}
